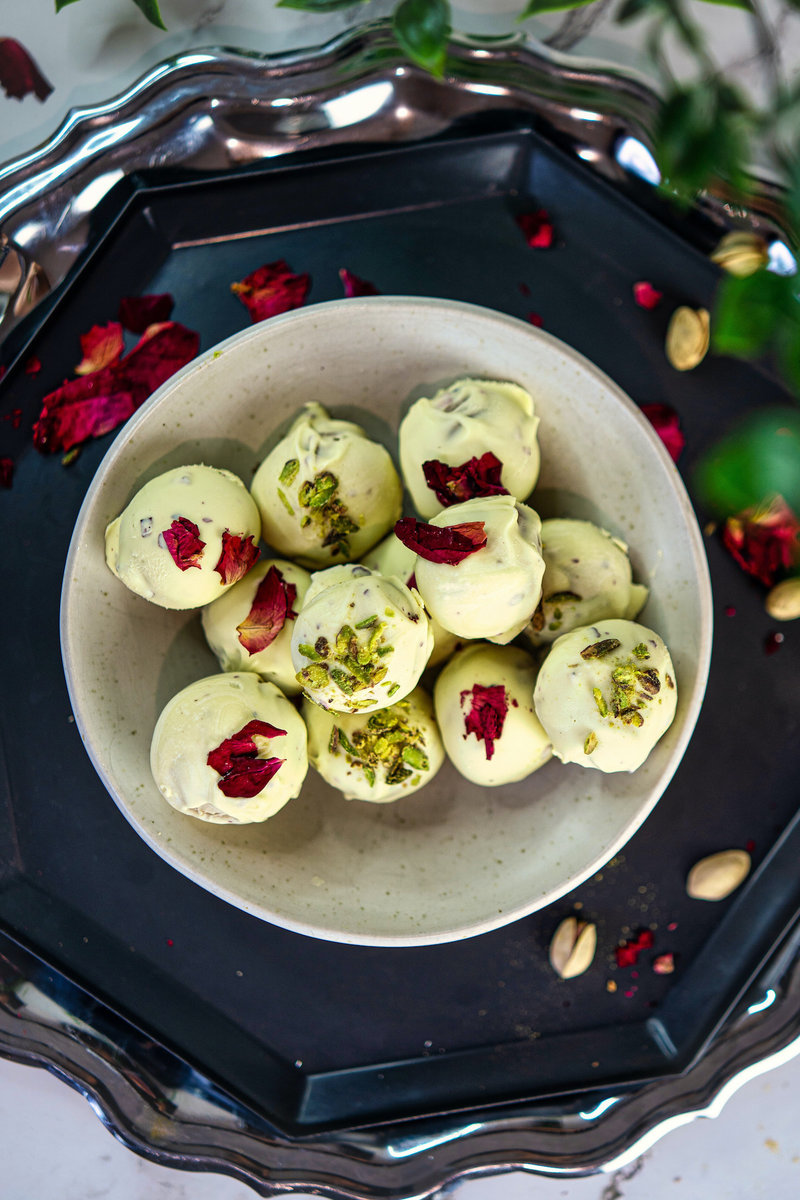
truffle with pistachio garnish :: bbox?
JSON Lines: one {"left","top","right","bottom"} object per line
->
{"left": 533, "top": 619, "right": 678, "bottom": 773}
{"left": 250, "top": 401, "right": 402, "bottom": 567}
{"left": 290, "top": 564, "right": 433, "bottom": 714}
{"left": 303, "top": 687, "right": 444, "bottom": 802}
{"left": 525, "top": 518, "right": 649, "bottom": 646}
{"left": 398, "top": 377, "right": 540, "bottom": 519}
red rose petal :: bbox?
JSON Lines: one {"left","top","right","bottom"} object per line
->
{"left": 215, "top": 755, "right": 286, "bottom": 798}
{"left": 207, "top": 718, "right": 287, "bottom": 799}
{"left": 615, "top": 929, "right": 654, "bottom": 968}
{"left": 527, "top": 312, "right": 544, "bottom": 328}
{"left": 74, "top": 322, "right": 124, "bottom": 375}
{"left": 215, "top": 530, "right": 260, "bottom": 586}
{"left": 0, "top": 38, "right": 52, "bottom": 102}
{"left": 339, "top": 268, "right": 379, "bottom": 297}
{"left": 723, "top": 495, "right": 800, "bottom": 588}
{"left": 231, "top": 260, "right": 310, "bottom": 323}
{"left": 163, "top": 517, "right": 205, "bottom": 570}
{"left": 394, "top": 517, "right": 487, "bottom": 564}
{"left": 461, "top": 684, "right": 508, "bottom": 761}
{"left": 24, "top": 355, "right": 41, "bottom": 375}
{"left": 236, "top": 565, "right": 298, "bottom": 655}
{"left": 207, "top": 718, "right": 287, "bottom": 773}
{"left": 422, "top": 452, "right": 508, "bottom": 507}
{"left": 641, "top": 402, "right": 685, "bottom": 463}
{"left": 633, "top": 281, "right": 663, "bottom": 309}
{"left": 118, "top": 293, "right": 174, "bottom": 333}
{"left": 0, "top": 456, "right": 13, "bottom": 488}
{"left": 516, "top": 209, "right": 554, "bottom": 249}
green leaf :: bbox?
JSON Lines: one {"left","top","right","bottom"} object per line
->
{"left": 518, "top": 0, "right": 597, "bottom": 17}
{"left": 655, "top": 80, "right": 752, "bottom": 201}
{"left": 712, "top": 270, "right": 798, "bottom": 358}
{"left": 695, "top": 409, "right": 800, "bottom": 516}
{"left": 54, "top": 0, "right": 83, "bottom": 9}
{"left": 392, "top": 0, "right": 450, "bottom": 76}
{"left": 617, "top": 0, "right": 665, "bottom": 21}
{"left": 278, "top": 0, "right": 371, "bottom": 10}
{"left": 132, "top": 0, "right": 166, "bottom": 28}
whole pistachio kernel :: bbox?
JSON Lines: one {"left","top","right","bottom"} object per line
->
{"left": 665, "top": 305, "right": 710, "bottom": 371}
{"left": 686, "top": 849, "right": 751, "bottom": 901}
{"left": 766, "top": 577, "right": 800, "bottom": 622}
{"left": 549, "top": 916, "right": 597, "bottom": 979}
{"left": 710, "top": 230, "right": 769, "bottom": 277}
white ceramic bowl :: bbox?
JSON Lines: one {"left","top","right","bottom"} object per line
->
{"left": 61, "top": 297, "right": 712, "bottom": 946}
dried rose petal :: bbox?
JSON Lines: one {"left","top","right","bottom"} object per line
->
{"left": 394, "top": 517, "right": 487, "bottom": 564}
{"left": 0, "top": 456, "right": 13, "bottom": 488}
{"left": 633, "top": 281, "right": 663, "bottom": 309}
{"left": 25, "top": 356, "right": 41, "bottom": 375}
{"left": 236, "top": 565, "right": 298, "bottom": 655}
{"left": 214, "top": 531, "right": 260, "bottom": 586}
{"left": 527, "top": 312, "right": 544, "bottom": 328}
{"left": 0, "top": 38, "right": 52, "bottom": 102}
{"left": 74, "top": 322, "right": 124, "bottom": 375}
{"left": 516, "top": 209, "right": 554, "bottom": 249}
{"left": 615, "top": 929, "right": 654, "bottom": 968}
{"left": 461, "top": 684, "right": 508, "bottom": 760}
{"left": 723, "top": 496, "right": 800, "bottom": 588}
{"left": 207, "top": 718, "right": 287, "bottom": 799}
{"left": 231, "top": 260, "right": 310, "bottom": 323}
{"left": 163, "top": 517, "right": 205, "bottom": 570}
{"left": 422, "top": 452, "right": 508, "bottom": 507}
{"left": 339, "top": 268, "right": 379, "bottom": 297}
{"left": 641, "top": 403, "right": 685, "bottom": 463}
{"left": 652, "top": 953, "right": 675, "bottom": 975}
{"left": 118, "top": 293, "right": 174, "bottom": 333}
{"left": 120, "top": 321, "right": 200, "bottom": 389}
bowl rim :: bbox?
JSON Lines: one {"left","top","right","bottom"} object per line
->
{"left": 60, "top": 295, "right": 714, "bottom": 946}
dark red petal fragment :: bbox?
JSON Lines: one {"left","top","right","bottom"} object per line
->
{"left": 118, "top": 293, "right": 174, "bottom": 333}
{"left": 422, "top": 452, "right": 508, "bottom": 507}
{"left": 74, "top": 322, "right": 124, "bottom": 375}
{"left": 236, "top": 565, "right": 298, "bottom": 655}
{"left": 163, "top": 517, "right": 205, "bottom": 570}
{"left": 394, "top": 517, "right": 487, "bottom": 564}
{"left": 723, "top": 495, "right": 800, "bottom": 587}
{"left": 460, "top": 684, "right": 508, "bottom": 761}
{"left": 0, "top": 38, "right": 52, "bottom": 102}
{"left": 527, "top": 312, "right": 544, "bottom": 328}
{"left": 120, "top": 321, "right": 200, "bottom": 391}
{"left": 0, "top": 456, "right": 13, "bottom": 488}
{"left": 615, "top": 929, "right": 654, "bottom": 968}
{"left": 633, "top": 281, "right": 663, "bottom": 309}
{"left": 516, "top": 209, "right": 554, "bottom": 249}
{"left": 215, "top": 531, "right": 260, "bottom": 586}
{"left": 231, "top": 260, "right": 310, "bottom": 323}
{"left": 25, "top": 356, "right": 41, "bottom": 375}
{"left": 207, "top": 718, "right": 287, "bottom": 799}
{"left": 765, "top": 630, "right": 785, "bottom": 655}
{"left": 338, "top": 268, "right": 380, "bottom": 297}
{"left": 641, "top": 402, "right": 685, "bottom": 463}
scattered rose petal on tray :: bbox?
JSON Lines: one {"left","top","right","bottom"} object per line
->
{"left": 527, "top": 312, "right": 543, "bottom": 328}
{"left": 0, "top": 456, "right": 13, "bottom": 488}
{"left": 422, "top": 452, "right": 508, "bottom": 507}
{"left": 24, "top": 356, "right": 41, "bottom": 375}
{"left": 516, "top": 209, "right": 554, "bottom": 249}
{"left": 214, "top": 531, "right": 260, "bottom": 585}
{"left": 461, "top": 684, "right": 508, "bottom": 760}
{"left": 633, "top": 281, "right": 663, "bottom": 309}
{"left": 722, "top": 494, "right": 800, "bottom": 587}
{"left": 640, "top": 403, "right": 685, "bottom": 463}
{"left": 207, "top": 718, "right": 286, "bottom": 798}
{"left": 74, "top": 322, "right": 124, "bottom": 375}
{"left": 231, "top": 260, "right": 310, "bottom": 323}
{"left": 0, "top": 38, "right": 52, "bottom": 102}
{"left": 163, "top": 517, "right": 205, "bottom": 570}
{"left": 394, "top": 517, "right": 487, "bottom": 564}
{"left": 339, "top": 268, "right": 379, "bottom": 297}
{"left": 615, "top": 928, "right": 654, "bottom": 968}
{"left": 118, "top": 293, "right": 174, "bottom": 333}
{"left": 236, "top": 565, "right": 298, "bottom": 654}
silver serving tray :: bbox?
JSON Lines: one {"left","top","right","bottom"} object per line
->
{"left": 2, "top": 21, "right": 798, "bottom": 1192}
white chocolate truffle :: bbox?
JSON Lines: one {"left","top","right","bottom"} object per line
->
{"left": 398, "top": 377, "right": 540, "bottom": 519}
{"left": 250, "top": 402, "right": 402, "bottom": 567}
{"left": 303, "top": 688, "right": 444, "bottom": 802}
{"left": 533, "top": 619, "right": 678, "bottom": 774}
{"left": 105, "top": 464, "right": 261, "bottom": 609}
{"left": 360, "top": 532, "right": 461, "bottom": 668}
{"left": 526, "top": 519, "right": 649, "bottom": 646}
{"left": 412, "top": 495, "right": 545, "bottom": 643}
{"left": 150, "top": 673, "right": 307, "bottom": 823}
{"left": 290, "top": 567, "right": 433, "bottom": 713}
{"left": 201, "top": 558, "right": 311, "bottom": 696}
{"left": 434, "top": 643, "right": 552, "bottom": 786}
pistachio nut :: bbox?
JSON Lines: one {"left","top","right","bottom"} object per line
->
{"left": 549, "top": 916, "right": 597, "bottom": 979}
{"left": 665, "top": 306, "right": 710, "bottom": 371}
{"left": 766, "top": 577, "right": 800, "bottom": 622}
{"left": 686, "top": 849, "right": 751, "bottom": 901}
{"left": 710, "top": 231, "right": 769, "bottom": 278}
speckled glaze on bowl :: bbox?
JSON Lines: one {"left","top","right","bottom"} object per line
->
{"left": 61, "top": 297, "right": 712, "bottom": 947}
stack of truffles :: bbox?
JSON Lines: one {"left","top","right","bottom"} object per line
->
{"left": 105, "top": 382, "right": 678, "bottom": 825}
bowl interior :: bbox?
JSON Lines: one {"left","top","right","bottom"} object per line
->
{"left": 61, "top": 297, "right": 712, "bottom": 946}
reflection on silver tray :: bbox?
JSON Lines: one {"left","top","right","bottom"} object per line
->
{"left": 1, "top": 20, "right": 798, "bottom": 1192}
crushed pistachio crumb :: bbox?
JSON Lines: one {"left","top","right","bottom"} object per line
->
{"left": 292, "top": 470, "right": 359, "bottom": 557}
{"left": 584, "top": 732, "right": 598, "bottom": 755}
{"left": 330, "top": 702, "right": 429, "bottom": 789}
{"left": 277, "top": 487, "right": 294, "bottom": 516}
{"left": 279, "top": 458, "right": 299, "bottom": 486}
{"left": 633, "top": 642, "right": 650, "bottom": 659}
{"left": 581, "top": 638, "right": 621, "bottom": 660}
{"left": 298, "top": 643, "right": 322, "bottom": 661}
{"left": 593, "top": 687, "right": 608, "bottom": 718}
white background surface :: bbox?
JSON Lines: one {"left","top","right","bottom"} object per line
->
{"left": 2, "top": 0, "right": 799, "bottom": 1196}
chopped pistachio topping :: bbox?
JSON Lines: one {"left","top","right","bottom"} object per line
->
{"left": 581, "top": 638, "right": 622, "bottom": 660}
{"left": 633, "top": 642, "right": 650, "bottom": 659}
{"left": 298, "top": 662, "right": 329, "bottom": 689}
{"left": 277, "top": 487, "right": 294, "bottom": 516}
{"left": 584, "top": 732, "right": 598, "bottom": 755}
{"left": 665, "top": 673, "right": 675, "bottom": 689}
{"left": 330, "top": 701, "right": 429, "bottom": 789}
{"left": 298, "top": 643, "right": 322, "bottom": 661}
{"left": 290, "top": 470, "right": 359, "bottom": 557}
{"left": 593, "top": 687, "right": 608, "bottom": 718}
{"left": 589, "top": 653, "right": 664, "bottom": 729}
{"left": 546, "top": 591, "right": 582, "bottom": 603}
{"left": 279, "top": 458, "right": 299, "bottom": 486}
{"left": 355, "top": 614, "right": 379, "bottom": 629}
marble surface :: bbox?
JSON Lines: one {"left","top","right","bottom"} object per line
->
{"left": 2, "top": 1, "right": 799, "bottom": 1196}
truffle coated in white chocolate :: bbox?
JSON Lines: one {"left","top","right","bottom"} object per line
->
{"left": 201, "top": 558, "right": 311, "bottom": 696}
{"left": 526, "top": 518, "right": 648, "bottom": 646}
{"left": 533, "top": 619, "right": 678, "bottom": 773}
{"left": 250, "top": 402, "right": 402, "bottom": 567}
{"left": 398, "top": 377, "right": 540, "bottom": 519}
{"left": 150, "top": 673, "right": 307, "bottom": 823}
{"left": 413, "top": 495, "right": 545, "bottom": 643}
{"left": 434, "top": 643, "right": 552, "bottom": 786}
{"left": 290, "top": 568, "right": 433, "bottom": 713}
{"left": 105, "top": 464, "right": 261, "bottom": 609}
{"left": 303, "top": 688, "right": 444, "bottom": 801}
